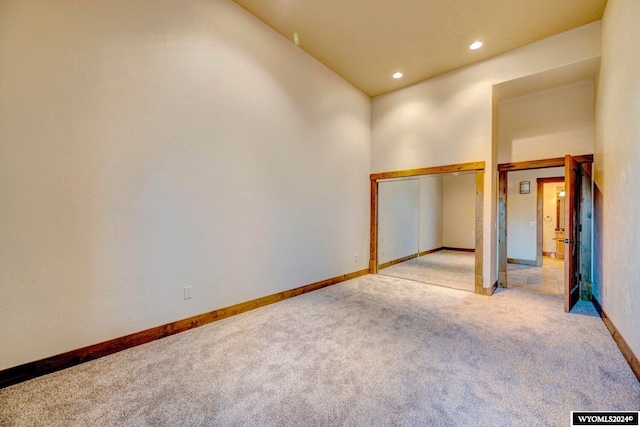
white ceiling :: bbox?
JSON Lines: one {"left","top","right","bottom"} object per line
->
{"left": 233, "top": 0, "right": 607, "bottom": 97}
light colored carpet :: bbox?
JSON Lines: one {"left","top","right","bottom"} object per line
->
{"left": 380, "top": 250, "right": 475, "bottom": 292}
{"left": 1, "top": 274, "right": 638, "bottom": 426}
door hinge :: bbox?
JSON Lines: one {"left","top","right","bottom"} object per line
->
{"left": 579, "top": 273, "right": 582, "bottom": 281}
{"left": 578, "top": 224, "right": 582, "bottom": 232}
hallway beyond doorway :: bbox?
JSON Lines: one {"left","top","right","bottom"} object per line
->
{"left": 507, "top": 256, "right": 564, "bottom": 295}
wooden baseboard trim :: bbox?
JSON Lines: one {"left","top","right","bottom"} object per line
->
{"left": 379, "top": 247, "right": 447, "bottom": 270}
{"left": 591, "top": 297, "right": 640, "bottom": 383}
{"left": 542, "top": 251, "right": 554, "bottom": 257}
{"left": 0, "top": 268, "right": 369, "bottom": 389}
{"left": 475, "top": 280, "right": 497, "bottom": 296}
{"left": 418, "top": 247, "right": 444, "bottom": 257}
{"left": 507, "top": 258, "right": 537, "bottom": 266}
{"left": 378, "top": 254, "right": 418, "bottom": 270}
{"left": 442, "top": 247, "right": 475, "bottom": 253}
{"left": 498, "top": 272, "right": 507, "bottom": 288}
{"left": 379, "top": 248, "right": 446, "bottom": 270}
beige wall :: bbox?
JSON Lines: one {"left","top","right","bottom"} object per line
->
{"left": 506, "top": 168, "right": 564, "bottom": 261}
{"left": 442, "top": 174, "right": 476, "bottom": 249}
{"left": 498, "top": 81, "right": 595, "bottom": 164}
{"left": 419, "top": 176, "right": 444, "bottom": 252}
{"left": 3, "top": 0, "right": 633, "bottom": 375}
{"left": 378, "top": 172, "right": 476, "bottom": 263}
{"left": 378, "top": 179, "right": 420, "bottom": 264}
{"left": 0, "top": 0, "right": 371, "bottom": 370}
{"left": 378, "top": 173, "right": 476, "bottom": 263}
{"left": 594, "top": 0, "right": 640, "bottom": 358}
{"left": 378, "top": 176, "right": 444, "bottom": 264}
{"left": 371, "top": 22, "right": 601, "bottom": 288}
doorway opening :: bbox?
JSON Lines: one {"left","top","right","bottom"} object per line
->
{"left": 538, "top": 177, "right": 566, "bottom": 262}
{"left": 375, "top": 172, "right": 477, "bottom": 292}
{"left": 504, "top": 174, "right": 565, "bottom": 295}
{"left": 369, "top": 161, "right": 492, "bottom": 295}
{"left": 497, "top": 155, "right": 593, "bottom": 312}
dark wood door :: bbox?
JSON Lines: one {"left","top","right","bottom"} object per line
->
{"left": 564, "top": 155, "right": 580, "bottom": 312}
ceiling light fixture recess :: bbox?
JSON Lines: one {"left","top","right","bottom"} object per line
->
{"left": 469, "top": 41, "right": 483, "bottom": 50}
{"left": 392, "top": 72, "right": 403, "bottom": 79}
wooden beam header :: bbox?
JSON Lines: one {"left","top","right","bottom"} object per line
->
{"left": 498, "top": 154, "right": 593, "bottom": 172}
{"left": 371, "top": 161, "right": 485, "bottom": 181}
{"left": 537, "top": 176, "right": 565, "bottom": 184}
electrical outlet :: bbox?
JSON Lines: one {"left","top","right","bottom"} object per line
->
{"left": 529, "top": 221, "right": 536, "bottom": 227}
{"left": 184, "top": 286, "right": 192, "bottom": 300}
{"left": 354, "top": 254, "right": 358, "bottom": 262}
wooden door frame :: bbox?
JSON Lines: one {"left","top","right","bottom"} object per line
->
{"left": 497, "top": 155, "right": 593, "bottom": 289}
{"left": 564, "top": 155, "right": 581, "bottom": 312}
{"left": 579, "top": 162, "right": 593, "bottom": 302}
{"left": 369, "top": 161, "right": 489, "bottom": 295}
{"left": 536, "top": 177, "right": 565, "bottom": 266}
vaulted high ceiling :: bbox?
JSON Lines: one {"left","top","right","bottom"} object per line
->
{"left": 233, "top": 0, "right": 607, "bottom": 97}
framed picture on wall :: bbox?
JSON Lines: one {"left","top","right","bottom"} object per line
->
{"left": 519, "top": 181, "right": 530, "bottom": 194}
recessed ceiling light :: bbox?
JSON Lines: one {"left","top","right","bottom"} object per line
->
{"left": 469, "top": 41, "right": 483, "bottom": 50}
{"left": 392, "top": 72, "right": 403, "bottom": 79}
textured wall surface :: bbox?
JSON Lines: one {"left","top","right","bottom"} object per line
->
{"left": 378, "top": 179, "right": 420, "bottom": 264}
{"left": 0, "top": 0, "right": 371, "bottom": 370}
{"left": 442, "top": 174, "right": 476, "bottom": 249}
{"left": 378, "top": 176, "right": 445, "bottom": 263}
{"left": 594, "top": 0, "right": 640, "bottom": 358}
{"left": 419, "top": 176, "right": 444, "bottom": 252}
{"left": 3, "top": 0, "right": 630, "bottom": 375}
{"left": 378, "top": 173, "right": 479, "bottom": 261}
{"left": 506, "top": 168, "right": 564, "bottom": 261}
{"left": 371, "top": 22, "right": 601, "bottom": 287}
{"left": 498, "top": 81, "right": 595, "bottom": 164}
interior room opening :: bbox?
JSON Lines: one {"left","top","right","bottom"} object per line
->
{"left": 506, "top": 169, "right": 566, "bottom": 296}
{"left": 376, "top": 171, "right": 476, "bottom": 292}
